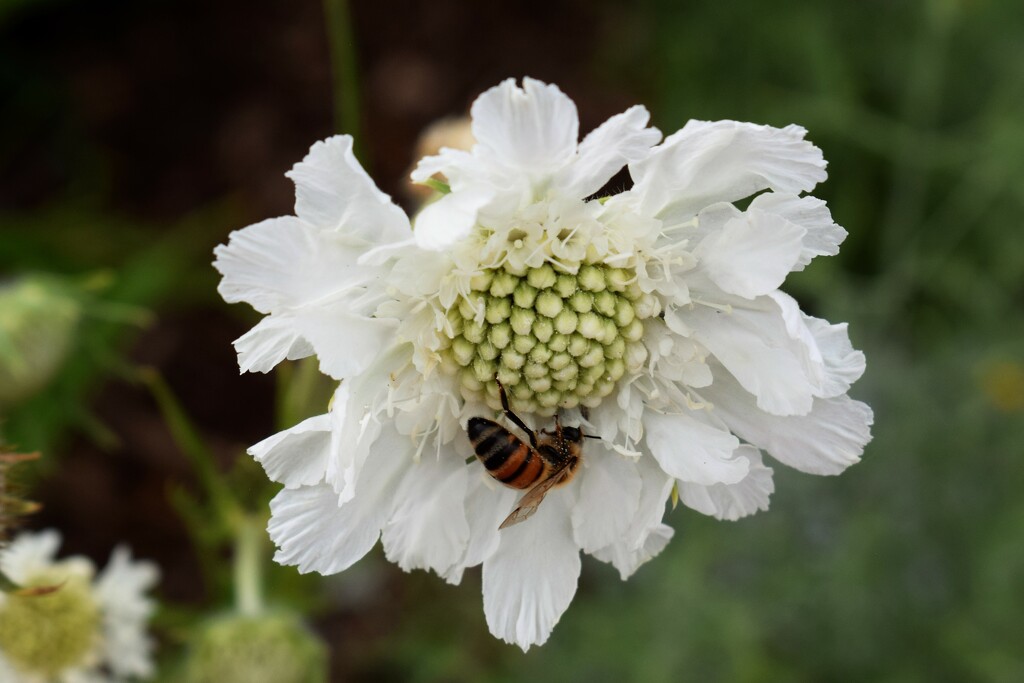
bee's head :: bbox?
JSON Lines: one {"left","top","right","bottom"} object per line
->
{"left": 561, "top": 426, "right": 583, "bottom": 442}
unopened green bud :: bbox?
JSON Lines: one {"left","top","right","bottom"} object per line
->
{"left": 485, "top": 297, "right": 512, "bottom": 324}
{"left": 458, "top": 293, "right": 484, "bottom": 320}
{"left": 489, "top": 271, "right": 518, "bottom": 297}
{"left": 533, "top": 318, "right": 554, "bottom": 343}
{"left": 548, "top": 334, "right": 569, "bottom": 353}
{"left": 581, "top": 362, "right": 606, "bottom": 385}
{"left": 537, "top": 390, "right": 561, "bottom": 408}
{"left": 536, "top": 291, "right": 563, "bottom": 318}
{"left": 528, "top": 375, "right": 552, "bottom": 393}
{"left": 606, "top": 336, "right": 626, "bottom": 360}
{"left": 579, "top": 345, "right": 605, "bottom": 368}
{"left": 549, "top": 352, "right": 572, "bottom": 371}
{"left": 477, "top": 340, "right": 499, "bottom": 361}
{"left": 568, "top": 291, "right": 593, "bottom": 313}
{"left": 554, "top": 309, "right": 578, "bottom": 335}
{"left": 470, "top": 271, "right": 494, "bottom": 292}
{"left": 513, "top": 281, "right": 538, "bottom": 308}
{"left": 594, "top": 290, "right": 617, "bottom": 317}
{"left": 551, "top": 363, "right": 578, "bottom": 382}
{"left": 606, "top": 268, "right": 631, "bottom": 292}
{"left": 626, "top": 342, "right": 648, "bottom": 372}
{"left": 527, "top": 264, "right": 557, "bottom": 289}
{"left": 497, "top": 365, "right": 521, "bottom": 388}
{"left": 461, "top": 368, "right": 483, "bottom": 392}
{"left": 472, "top": 358, "right": 496, "bottom": 382}
{"left": 510, "top": 308, "right": 536, "bottom": 335}
{"left": 606, "top": 358, "right": 626, "bottom": 381}
{"left": 567, "top": 334, "right": 589, "bottom": 357}
{"left": 554, "top": 274, "right": 577, "bottom": 298}
{"left": 623, "top": 318, "right": 644, "bottom": 341}
{"left": 513, "top": 334, "right": 536, "bottom": 354}
{"left": 578, "top": 312, "right": 604, "bottom": 340}
{"left": 578, "top": 265, "right": 606, "bottom": 292}
{"left": 524, "top": 361, "right": 549, "bottom": 379}
{"left": 502, "top": 349, "right": 526, "bottom": 370}
{"left": 488, "top": 323, "right": 512, "bottom": 349}
{"left": 463, "top": 318, "right": 486, "bottom": 343}
{"left": 529, "top": 345, "right": 553, "bottom": 365}
{"left": 634, "top": 292, "right": 661, "bottom": 319}
{"left": 452, "top": 337, "right": 475, "bottom": 366}
{"left": 614, "top": 299, "right": 635, "bottom": 327}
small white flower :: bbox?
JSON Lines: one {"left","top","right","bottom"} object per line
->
{"left": 215, "top": 77, "right": 873, "bottom": 651}
{"left": 0, "top": 529, "right": 159, "bottom": 682}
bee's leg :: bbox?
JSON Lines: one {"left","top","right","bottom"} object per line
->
{"left": 495, "top": 377, "right": 538, "bottom": 447}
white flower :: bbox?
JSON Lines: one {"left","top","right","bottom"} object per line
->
{"left": 215, "top": 77, "right": 873, "bottom": 651}
{"left": 0, "top": 529, "right": 159, "bottom": 682}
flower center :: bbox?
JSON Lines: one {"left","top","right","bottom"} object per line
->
{"left": 442, "top": 262, "right": 653, "bottom": 415}
{"left": 0, "top": 573, "right": 100, "bottom": 677}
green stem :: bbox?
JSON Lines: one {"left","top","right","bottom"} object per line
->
{"left": 234, "top": 516, "right": 264, "bottom": 616}
{"left": 323, "top": 0, "right": 364, "bottom": 158}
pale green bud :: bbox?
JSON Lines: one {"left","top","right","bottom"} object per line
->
{"left": 606, "top": 357, "right": 626, "bottom": 381}
{"left": 567, "top": 334, "right": 589, "bottom": 357}
{"left": 568, "top": 290, "right": 593, "bottom": 313}
{"left": 497, "top": 365, "right": 521, "bottom": 388}
{"left": 489, "top": 271, "right": 518, "bottom": 297}
{"left": 606, "top": 336, "right": 626, "bottom": 360}
{"left": 634, "top": 292, "right": 661, "bottom": 319}
{"left": 578, "top": 264, "right": 606, "bottom": 292}
{"left": 473, "top": 358, "right": 496, "bottom": 383}
{"left": 606, "top": 268, "right": 631, "bottom": 292}
{"left": 528, "top": 375, "right": 552, "bottom": 393}
{"left": 510, "top": 307, "right": 536, "bottom": 335}
{"left": 529, "top": 345, "right": 553, "bottom": 365}
{"left": 527, "top": 264, "right": 557, "bottom": 289}
{"left": 502, "top": 349, "right": 526, "bottom": 370}
{"left": 458, "top": 293, "right": 484, "bottom": 320}
{"left": 470, "top": 271, "right": 493, "bottom": 292}
{"left": 488, "top": 322, "right": 512, "bottom": 349}
{"left": 549, "top": 352, "right": 572, "bottom": 371}
{"left": 513, "top": 281, "right": 539, "bottom": 308}
{"left": 485, "top": 296, "right": 512, "bottom": 324}
{"left": 579, "top": 345, "right": 605, "bottom": 368}
{"left": 512, "top": 334, "right": 536, "bottom": 354}
{"left": 451, "top": 337, "right": 475, "bottom": 366}
{"left": 626, "top": 341, "right": 649, "bottom": 372}
{"left": 614, "top": 299, "right": 635, "bottom": 327}
{"left": 548, "top": 334, "right": 569, "bottom": 353}
{"left": 554, "top": 274, "right": 577, "bottom": 298}
{"left": 601, "top": 318, "right": 618, "bottom": 344}
{"left": 463, "top": 318, "right": 486, "bottom": 343}
{"left": 551, "top": 363, "right": 578, "bottom": 382}
{"left": 533, "top": 318, "right": 554, "bottom": 343}
{"left": 524, "top": 361, "right": 549, "bottom": 379}
{"left": 554, "top": 309, "right": 578, "bottom": 335}
{"left": 581, "top": 362, "right": 606, "bottom": 385}
{"left": 537, "top": 390, "right": 561, "bottom": 408}
{"left": 578, "top": 311, "right": 604, "bottom": 340}
{"left": 594, "top": 290, "right": 617, "bottom": 317}
{"left": 477, "top": 340, "right": 499, "bottom": 361}
{"left": 535, "top": 290, "right": 563, "bottom": 318}
{"left": 460, "top": 368, "right": 483, "bottom": 392}
{"left": 623, "top": 318, "right": 644, "bottom": 341}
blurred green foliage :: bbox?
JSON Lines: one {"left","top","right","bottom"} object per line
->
{"left": 2, "top": 0, "right": 1023, "bottom": 680}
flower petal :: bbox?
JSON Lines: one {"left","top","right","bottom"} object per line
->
{"left": 694, "top": 203, "right": 807, "bottom": 299}
{"left": 700, "top": 367, "right": 873, "bottom": 475}
{"left": 631, "top": 120, "right": 827, "bottom": 224}
{"left": 679, "top": 445, "right": 774, "bottom": 520}
{"left": 413, "top": 185, "right": 496, "bottom": 251}
{"left": 443, "top": 472, "right": 518, "bottom": 584}
{"left": 0, "top": 529, "right": 63, "bottom": 584}
{"left": 571, "top": 447, "right": 642, "bottom": 553}
{"left": 555, "top": 105, "right": 661, "bottom": 198}
{"left": 644, "top": 409, "right": 748, "bottom": 485}
{"left": 769, "top": 291, "right": 866, "bottom": 399}
{"left": 269, "top": 433, "right": 411, "bottom": 574}
{"left": 591, "top": 524, "right": 674, "bottom": 581}
{"left": 471, "top": 77, "right": 579, "bottom": 174}
{"left": 381, "top": 454, "right": 471, "bottom": 580}
{"left": 249, "top": 413, "right": 332, "bottom": 488}
{"left": 232, "top": 314, "right": 313, "bottom": 373}
{"left": 684, "top": 295, "right": 819, "bottom": 416}
{"left": 95, "top": 547, "right": 159, "bottom": 678}
{"left": 287, "top": 135, "right": 410, "bottom": 242}
{"left": 748, "top": 192, "right": 847, "bottom": 271}
{"left": 482, "top": 494, "right": 580, "bottom": 651}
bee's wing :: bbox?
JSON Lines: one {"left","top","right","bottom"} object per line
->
{"left": 498, "top": 465, "right": 570, "bottom": 530}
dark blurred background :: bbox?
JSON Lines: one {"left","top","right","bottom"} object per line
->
{"left": 2, "top": 0, "right": 1024, "bottom": 680}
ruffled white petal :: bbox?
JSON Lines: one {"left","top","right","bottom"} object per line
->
{"left": 685, "top": 296, "right": 818, "bottom": 416}
{"left": 769, "top": 291, "right": 865, "bottom": 399}
{"left": 232, "top": 314, "right": 313, "bottom": 373}
{"left": 591, "top": 524, "right": 674, "bottom": 581}
{"left": 748, "top": 192, "right": 847, "bottom": 271}
{"left": 555, "top": 105, "right": 661, "bottom": 198}
{"left": 442, "top": 473, "right": 518, "bottom": 584}
{"left": 694, "top": 202, "right": 807, "bottom": 299}
{"left": 381, "top": 454, "right": 471, "bottom": 580}
{"left": 287, "top": 135, "right": 410, "bottom": 242}
{"left": 701, "top": 368, "right": 873, "bottom": 475}
{"left": 571, "top": 447, "right": 642, "bottom": 553}
{"left": 413, "top": 186, "right": 496, "bottom": 251}
{"left": 269, "top": 432, "right": 411, "bottom": 574}
{"left": 644, "top": 409, "right": 748, "bottom": 485}
{"left": 482, "top": 494, "right": 580, "bottom": 651}
{"left": 249, "top": 413, "right": 332, "bottom": 488}
{"left": 630, "top": 120, "right": 827, "bottom": 224}
{"left": 678, "top": 445, "right": 774, "bottom": 520}
{"left": 471, "top": 77, "right": 579, "bottom": 175}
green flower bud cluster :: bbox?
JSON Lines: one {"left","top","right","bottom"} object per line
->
{"left": 0, "top": 573, "right": 100, "bottom": 678}
{"left": 443, "top": 263, "right": 654, "bottom": 415}
{"left": 182, "top": 612, "right": 327, "bottom": 683}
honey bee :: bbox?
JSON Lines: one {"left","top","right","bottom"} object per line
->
{"left": 467, "top": 380, "right": 589, "bottom": 529}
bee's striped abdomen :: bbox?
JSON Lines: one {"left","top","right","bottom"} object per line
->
{"left": 467, "top": 417, "right": 545, "bottom": 490}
